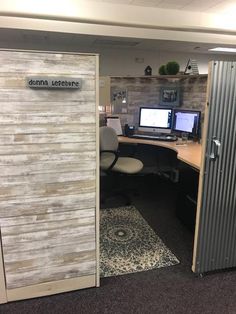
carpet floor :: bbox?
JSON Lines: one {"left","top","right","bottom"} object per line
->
{"left": 100, "top": 205, "right": 179, "bottom": 277}
{"left": 1, "top": 175, "right": 236, "bottom": 314}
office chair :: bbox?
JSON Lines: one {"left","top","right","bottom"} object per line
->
{"left": 100, "top": 126, "right": 143, "bottom": 205}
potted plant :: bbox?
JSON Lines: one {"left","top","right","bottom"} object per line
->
{"left": 165, "top": 61, "right": 180, "bottom": 75}
{"left": 158, "top": 64, "right": 167, "bottom": 75}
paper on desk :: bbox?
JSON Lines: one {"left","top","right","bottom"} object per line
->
{"left": 106, "top": 117, "right": 123, "bottom": 135}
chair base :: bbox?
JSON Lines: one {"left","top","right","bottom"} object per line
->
{"left": 100, "top": 173, "right": 139, "bottom": 207}
{"left": 100, "top": 190, "right": 131, "bottom": 206}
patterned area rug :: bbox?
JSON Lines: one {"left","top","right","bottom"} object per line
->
{"left": 100, "top": 205, "right": 180, "bottom": 277}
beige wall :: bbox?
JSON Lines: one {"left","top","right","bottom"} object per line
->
{"left": 98, "top": 48, "right": 236, "bottom": 76}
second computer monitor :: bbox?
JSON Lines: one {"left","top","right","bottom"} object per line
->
{"left": 138, "top": 107, "right": 173, "bottom": 134}
{"left": 172, "top": 108, "right": 201, "bottom": 138}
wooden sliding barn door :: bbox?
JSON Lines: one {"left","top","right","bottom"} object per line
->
{"left": 0, "top": 50, "right": 99, "bottom": 302}
{"left": 193, "top": 61, "right": 236, "bottom": 274}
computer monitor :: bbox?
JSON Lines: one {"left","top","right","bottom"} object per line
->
{"left": 172, "top": 108, "right": 201, "bottom": 138}
{"left": 138, "top": 107, "right": 173, "bottom": 134}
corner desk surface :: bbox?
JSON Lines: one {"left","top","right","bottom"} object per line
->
{"left": 118, "top": 136, "right": 202, "bottom": 170}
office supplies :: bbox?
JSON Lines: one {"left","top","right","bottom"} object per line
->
{"left": 124, "top": 124, "right": 135, "bottom": 137}
{"left": 130, "top": 133, "right": 177, "bottom": 142}
{"left": 175, "top": 142, "right": 187, "bottom": 146}
{"left": 106, "top": 116, "right": 123, "bottom": 135}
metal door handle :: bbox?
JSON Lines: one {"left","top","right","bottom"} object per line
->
{"left": 210, "top": 138, "right": 221, "bottom": 160}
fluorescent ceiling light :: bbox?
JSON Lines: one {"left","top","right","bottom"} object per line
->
{"left": 209, "top": 47, "right": 236, "bottom": 53}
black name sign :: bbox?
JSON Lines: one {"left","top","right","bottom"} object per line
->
{"left": 27, "top": 77, "right": 82, "bottom": 89}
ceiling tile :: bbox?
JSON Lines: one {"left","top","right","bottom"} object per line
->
{"left": 204, "top": 1, "right": 236, "bottom": 13}
{"left": 181, "top": 0, "right": 220, "bottom": 11}
{"left": 89, "top": 0, "right": 235, "bottom": 14}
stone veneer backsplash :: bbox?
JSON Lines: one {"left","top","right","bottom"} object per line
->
{"left": 108, "top": 75, "right": 207, "bottom": 131}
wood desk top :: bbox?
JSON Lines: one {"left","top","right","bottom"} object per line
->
{"left": 118, "top": 136, "right": 202, "bottom": 170}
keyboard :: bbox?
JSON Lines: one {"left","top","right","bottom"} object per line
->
{"left": 129, "top": 134, "right": 178, "bottom": 142}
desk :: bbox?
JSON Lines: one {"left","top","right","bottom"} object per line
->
{"left": 118, "top": 135, "right": 202, "bottom": 230}
{"left": 118, "top": 136, "right": 202, "bottom": 170}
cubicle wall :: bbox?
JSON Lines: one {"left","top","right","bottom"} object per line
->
{"left": 0, "top": 50, "right": 99, "bottom": 302}
{"left": 193, "top": 61, "right": 236, "bottom": 273}
{"left": 105, "top": 75, "right": 207, "bottom": 128}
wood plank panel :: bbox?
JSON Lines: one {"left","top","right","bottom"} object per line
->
{"left": 0, "top": 170, "right": 95, "bottom": 186}
{"left": 5, "top": 241, "right": 95, "bottom": 260}
{"left": 3, "top": 230, "right": 95, "bottom": 254}
{"left": 0, "top": 50, "right": 98, "bottom": 294}
{"left": 0, "top": 179, "right": 95, "bottom": 200}
{"left": 0, "top": 160, "right": 96, "bottom": 177}
{"left": 0, "top": 101, "right": 95, "bottom": 113}
{"left": 1, "top": 208, "right": 95, "bottom": 229}
{"left": 0, "top": 151, "right": 96, "bottom": 166}
{"left": 0, "top": 123, "right": 95, "bottom": 134}
{"left": 0, "top": 142, "right": 95, "bottom": 155}
{"left": 1, "top": 208, "right": 95, "bottom": 289}
{"left": 0, "top": 133, "right": 95, "bottom": 145}
{"left": 0, "top": 89, "right": 95, "bottom": 102}
{"left": 0, "top": 193, "right": 96, "bottom": 218}
{"left": 0, "top": 112, "right": 95, "bottom": 124}
{"left": 0, "top": 77, "right": 95, "bottom": 90}
{"left": 0, "top": 52, "right": 96, "bottom": 74}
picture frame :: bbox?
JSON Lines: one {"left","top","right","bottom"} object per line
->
{"left": 159, "top": 86, "right": 181, "bottom": 107}
{"left": 111, "top": 89, "right": 128, "bottom": 114}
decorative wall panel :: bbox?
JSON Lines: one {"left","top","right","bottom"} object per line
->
{"left": 109, "top": 75, "right": 207, "bottom": 128}
{"left": 0, "top": 50, "right": 98, "bottom": 295}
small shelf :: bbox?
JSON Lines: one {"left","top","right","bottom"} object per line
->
{"left": 110, "top": 74, "right": 207, "bottom": 81}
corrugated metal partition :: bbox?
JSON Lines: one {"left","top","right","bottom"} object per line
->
{"left": 193, "top": 61, "right": 236, "bottom": 274}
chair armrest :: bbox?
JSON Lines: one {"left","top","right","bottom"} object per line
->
{"left": 100, "top": 150, "right": 119, "bottom": 171}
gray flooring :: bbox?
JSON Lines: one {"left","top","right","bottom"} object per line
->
{"left": 1, "top": 175, "right": 236, "bottom": 314}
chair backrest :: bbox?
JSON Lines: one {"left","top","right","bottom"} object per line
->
{"left": 100, "top": 126, "right": 119, "bottom": 152}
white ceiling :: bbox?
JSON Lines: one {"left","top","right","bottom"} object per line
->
{"left": 0, "top": 0, "right": 235, "bottom": 54}
{"left": 88, "top": 0, "right": 236, "bottom": 14}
